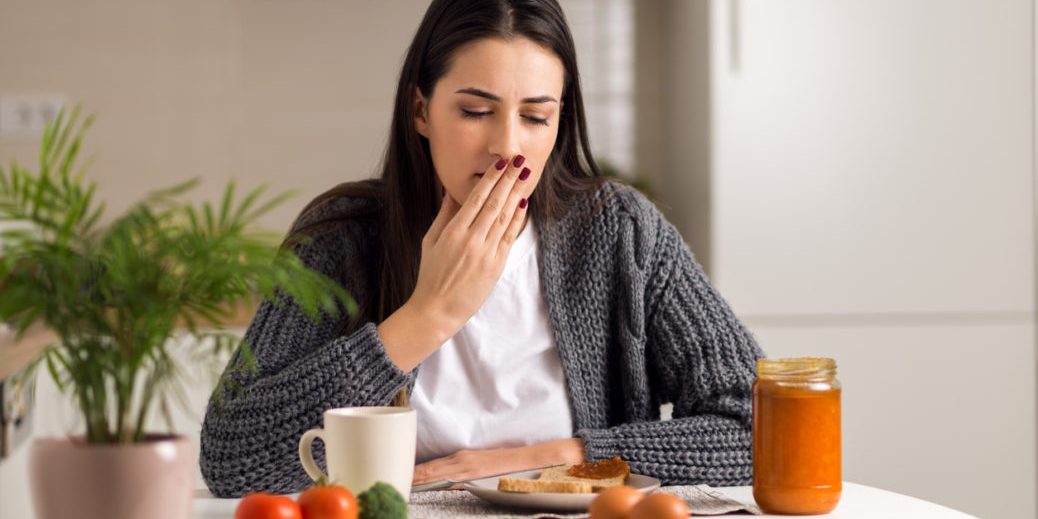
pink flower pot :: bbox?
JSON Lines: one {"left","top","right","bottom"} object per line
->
{"left": 29, "top": 435, "right": 195, "bottom": 519}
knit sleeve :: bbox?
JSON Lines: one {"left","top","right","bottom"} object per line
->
{"left": 199, "top": 224, "right": 413, "bottom": 497}
{"left": 575, "top": 197, "right": 765, "bottom": 486}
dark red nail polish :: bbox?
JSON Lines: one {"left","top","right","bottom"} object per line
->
{"left": 518, "top": 167, "right": 531, "bottom": 181}
{"left": 519, "top": 198, "right": 528, "bottom": 209}
{"left": 513, "top": 155, "right": 526, "bottom": 168}
{"left": 495, "top": 158, "right": 508, "bottom": 170}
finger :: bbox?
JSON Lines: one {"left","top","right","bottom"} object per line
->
{"left": 471, "top": 158, "right": 528, "bottom": 241}
{"left": 426, "top": 190, "right": 460, "bottom": 244}
{"left": 452, "top": 157, "right": 511, "bottom": 229}
{"left": 412, "top": 461, "right": 445, "bottom": 485}
{"left": 495, "top": 195, "right": 528, "bottom": 255}
{"left": 412, "top": 463, "right": 429, "bottom": 484}
{"left": 485, "top": 179, "right": 528, "bottom": 248}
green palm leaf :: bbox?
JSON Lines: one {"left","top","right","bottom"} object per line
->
{"left": 0, "top": 106, "right": 354, "bottom": 444}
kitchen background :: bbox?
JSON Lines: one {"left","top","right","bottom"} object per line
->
{"left": 0, "top": 1, "right": 1035, "bottom": 518}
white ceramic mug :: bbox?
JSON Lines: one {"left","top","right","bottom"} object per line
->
{"left": 298, "top": 406, "right": 416, "bottom": 501}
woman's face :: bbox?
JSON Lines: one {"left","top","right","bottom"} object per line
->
{"left": 414, "top": 37, "right": 565, "bottom": 204}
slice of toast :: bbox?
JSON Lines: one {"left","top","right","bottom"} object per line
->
{"left": 496, "top": 457, "right": 633, "bottom": 494}
{"left": 537, "top": 465, "right": 628, "bottom": 492}
{"left": 497, "top": 477, "right": 593, "bottom": 494}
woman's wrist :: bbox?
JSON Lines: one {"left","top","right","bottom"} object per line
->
{"left": 526, "top": 438, "right": 586, "bottom": 467}
{"left": 377, "top": 300, "right": 455, "bottom": 372}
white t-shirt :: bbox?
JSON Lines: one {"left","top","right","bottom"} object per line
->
{"left": 411, "top": 222, "right": 575, "bottom": 464}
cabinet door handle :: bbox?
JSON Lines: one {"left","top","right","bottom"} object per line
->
{"left": 728, "top": 0, "right": 741, "bottom": 72}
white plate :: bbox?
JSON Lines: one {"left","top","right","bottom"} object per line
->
{"left": 463, "top": 469, "right": 661, "bottom": 512}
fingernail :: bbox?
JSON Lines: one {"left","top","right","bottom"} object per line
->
{"left": 513, "top": 155, "right": 526, "bottom": 168}
{"left": 519, "top": 198, "right": 528, "bottom": 209}
{"left": 495, "top": 158, "right": 508, "bottom": 170}
{"left": 518, "top": 167, "right": 531, "bottom": 181}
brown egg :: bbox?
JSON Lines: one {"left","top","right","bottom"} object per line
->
{"left": 628, "top": 492, "right": 691, "bottom": 519}
{"left": 588, "top": 485, "right": 644, "bottom": 519}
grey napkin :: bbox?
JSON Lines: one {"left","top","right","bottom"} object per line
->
{"left": 407, "top": 485, "right": 762, "bottom": 518}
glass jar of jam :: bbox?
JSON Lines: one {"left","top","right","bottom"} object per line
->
{"left": 753, "top": 357, "right": 841, "bottom": 515}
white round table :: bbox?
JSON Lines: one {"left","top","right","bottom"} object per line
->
{"left": 193, "top": 481, "right": 976, "bottom": 518}
{"left": 713, "top": 483, "right": 976, "bottom": 518}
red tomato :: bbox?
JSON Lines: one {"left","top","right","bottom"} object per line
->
{"left": 235, "top": 493, "right": 303, "bottom": 519}
{"left": 298, "top": 484, "right": 359, "bottom": 519}
{"left": 589, "top": 485, "right": 645, "bottom": 519}
{"left": 628, "top": 492, "right": 691, "bottom": 519}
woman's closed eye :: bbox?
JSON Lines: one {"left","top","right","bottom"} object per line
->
{"left": 461, "top": 109, "right": 550, "bottom": 127}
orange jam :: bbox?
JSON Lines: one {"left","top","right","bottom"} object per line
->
{"left": 567, "top": 456, "right": 629, "bottom": 479}
{"left": 753, "top": 358, "right": 842, "bottom": 515}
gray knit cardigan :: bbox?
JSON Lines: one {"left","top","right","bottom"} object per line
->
{"left": 199, "top": 180, "right": 765, "bottom": 497}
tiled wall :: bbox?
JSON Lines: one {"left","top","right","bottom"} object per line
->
{"left": 0, "top": 0, "right": 425, "bottom": 234}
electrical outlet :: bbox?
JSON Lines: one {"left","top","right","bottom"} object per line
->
{"left": 0, "top": 373, "right": 34, "bottom": 461}
{"left": 0, "top": 94, "right": 68, "bottom": 139}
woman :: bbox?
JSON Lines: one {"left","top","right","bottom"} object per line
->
{"left": 200, "top": 0, "right": 764, "bottom": 497}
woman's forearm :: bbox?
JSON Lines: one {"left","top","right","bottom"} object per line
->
{"left": 412, "top": 437, "right": 588, "bottom": 487}
{"left": 576, "top": 414, "right": 753, "bottom": 486}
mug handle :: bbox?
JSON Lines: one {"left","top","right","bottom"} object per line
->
{"left": 298, "top": 428, "right": 328, "bottom": 482}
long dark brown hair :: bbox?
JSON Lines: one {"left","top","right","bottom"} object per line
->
{"left": 291, "top": 0, "right": 610, "bottom": 407}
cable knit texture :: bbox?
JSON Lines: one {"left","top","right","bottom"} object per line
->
{"left": 200, "top": 180, "right": 765, "bottom": 497}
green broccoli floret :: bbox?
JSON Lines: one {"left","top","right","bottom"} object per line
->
{"left": 358, "top": 481, "right": 408, "bottom": 519}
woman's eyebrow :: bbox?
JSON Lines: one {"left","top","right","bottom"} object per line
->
{"left": 454, "top": 87, "right": 558, "bottom": 104}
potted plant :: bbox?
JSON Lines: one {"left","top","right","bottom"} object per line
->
{"left": 0, "top": 108, "right": 353, "bottom": 519}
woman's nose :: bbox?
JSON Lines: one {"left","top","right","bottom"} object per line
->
{"left": 488, "top": 114, "right": 521, "bottom": 162}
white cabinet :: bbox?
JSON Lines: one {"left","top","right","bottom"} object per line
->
{"left": 661, "top": 1, "right": 1038, "bottom": 518}
{"left": 708, "top": 0, "right": 1034, "bottom": 317}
